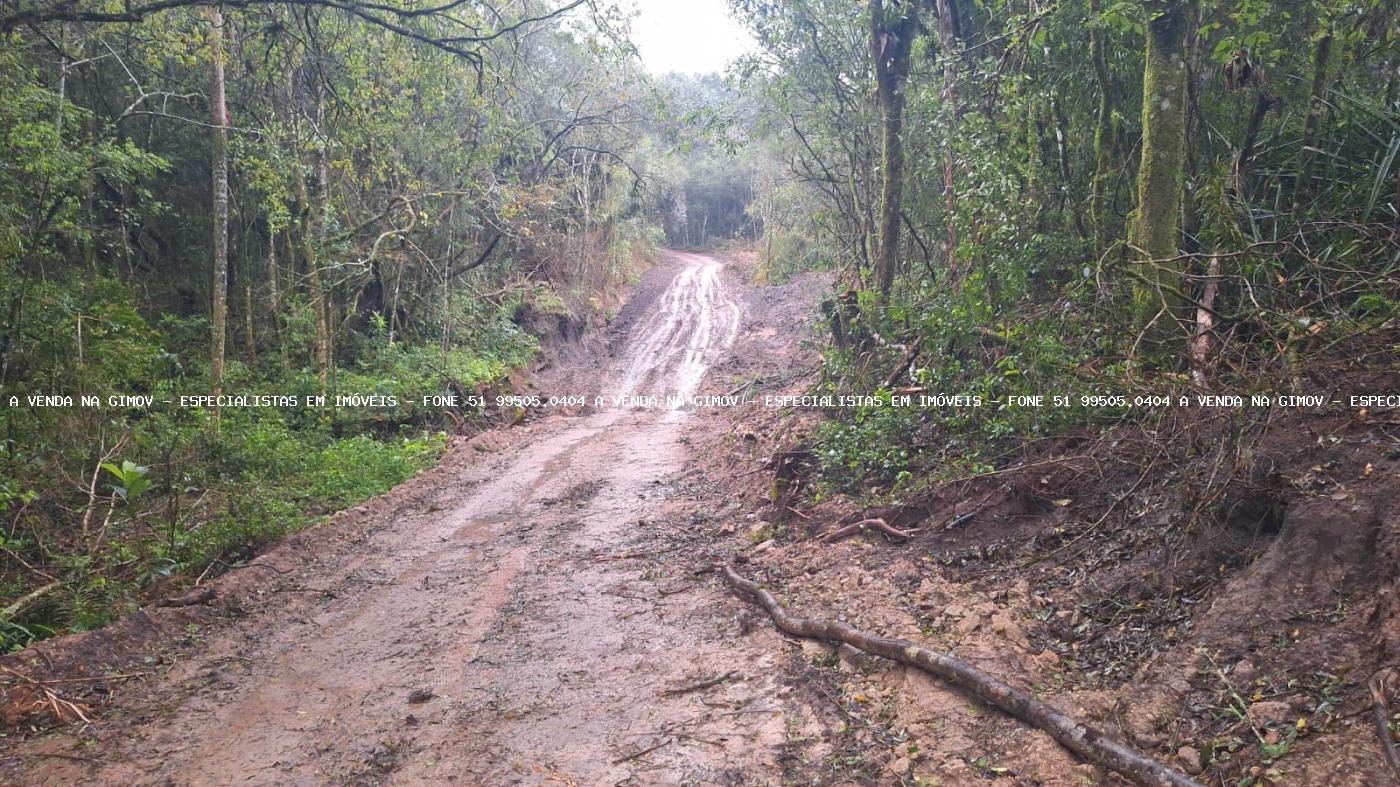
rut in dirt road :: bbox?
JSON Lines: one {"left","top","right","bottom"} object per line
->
{"left": 617, "top": 251, "right": 741, "bottom": 407}
{"left": 12, "top": 251, "right": 823, "bottom": 786}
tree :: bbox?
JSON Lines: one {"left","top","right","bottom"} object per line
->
{"left": 1088, "top": 0, "right": 1117, "bottom": 258}
{"left": 1129, "top": 0, "right": 1195, "bottom": 349}
{"left": 870, "top": 0, "right": 920, "bottom": 298}
{"left": 206, "top": 6, "right": 229, "bottom": 428}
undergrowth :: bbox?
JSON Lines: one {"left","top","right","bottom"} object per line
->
{"left": 0, "top": 273, "right": 538, "bottom": 651}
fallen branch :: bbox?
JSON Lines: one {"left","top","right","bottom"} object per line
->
{"left": 1, "top": 667, "right": 94, "bottom": 724}
{"left": 661, "top": 671, "right": 738, "bottom": 698}
{"left": 155, "top": 586, "right": 216, "bottom": 608}
{"left": 820, "top": 517, "right": 913, "bottom": 543}
{"left": 611, "top": 736, "right": 671, "bottom": 764}
{"left": 1, "top": 580, "right": 63, "bottom": 620}
{"left": 720, "top": 566, "right": 1203, "bottom": 787}
{"left": 1371, "top": 670, "right": 1400, "bottom": 782}
{"left": 882, "top": 343, "right": 921, "bottom": 388}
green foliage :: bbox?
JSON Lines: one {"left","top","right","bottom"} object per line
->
{"left": 816, "top": 398, "right": 916, "bottom": 493}
{"left": 101, "top": 460, "right": 151, "bottom": 502}
{"left": 728, "top": 0, "right": 1400, "bottom": 501}
{"left": 305, "top": 432, "right": 445, "bottom": 506}
{"left": 0, "top": 0, "right": 668, "bottom": 650}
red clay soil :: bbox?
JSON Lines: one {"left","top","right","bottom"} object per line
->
{"left": 684, "top": 251, "right": 1400, "bottom": 786}
{"left": 5, "top": 247, "right": 1398, "bottom": 787}
{"left": 0, "top": 251, "right": 845, "bottom": 785}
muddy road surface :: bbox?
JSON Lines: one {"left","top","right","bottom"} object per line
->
{"left": 11, "top": 251, "right": 829, "bottom": 786}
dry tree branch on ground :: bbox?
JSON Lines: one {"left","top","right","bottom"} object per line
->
{"left": 721, "top": 565, "right": 1204, "bottom": 787}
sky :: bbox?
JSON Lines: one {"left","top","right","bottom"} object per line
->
{"left": 626, "top": 0, "right": 757, "bottom": 76}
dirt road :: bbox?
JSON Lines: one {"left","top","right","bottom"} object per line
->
{"left": 11, "top": 251, "right": 828, "bottom": 785}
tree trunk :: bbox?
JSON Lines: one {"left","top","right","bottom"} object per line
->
{"left": 1230, "top": 90, "right": 1276, "bottom": 204}
{"left": 296, "top": 159, "right": 331, "bottom": 398}
{"left": 1293, "top": 31, "right": 1333, "bottom": 218}
{"left": 1130, "top": 0, "right": 1194, "bottom": 351}
{"left": 312, "top": 152, "right": 332, "bottom": 397}
{"left": 267, "top": 231, "right": 289, "bottom": 371}
{"left": 206, "top": 7, "right": 229, "bottom": 428}
{"left": 933, "top": 0, "right": 960, "bottom": 277}
{"left": 1089, "top": 0, "right": 1116, "bottom": 257}
{"left": 870, "top": 0, "right": 917, "bottom": 298}
{"left": 243, "top": 268, "right": 256, "bottom": 365}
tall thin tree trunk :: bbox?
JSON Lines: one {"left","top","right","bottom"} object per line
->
{"left": 1293, "top": 31, "right": 1333, "bottom": 218}
{"left": 267, "top": 232, "right": 289, "bottom": 371}
{"left": 1089, "top": 0, "right": 1116, "bottom": 256}
{"left": 243, "top": 269, "right": 256, "bottom": 365}
{"left": 1230, "top": 90, "right": 1276, "bottom": 204}
{"left": 1130, "top": 0, "right": 1194, "bottom": 351}
{"left": 206, "top": 7, "right": 229, "bottom": 428}
{"left": 309, "top": 152, "right": 332, "bottom": 397}
{"left": 870, "top": 0, "right": 917, "bottom": 298}
{"left": 933, "top": 0, "right": 960, "bottom": 277}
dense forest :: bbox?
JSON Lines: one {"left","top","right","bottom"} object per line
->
{"left": 2, "top": 0, "right": 1398, "bottom": 691}
{"left": 724, "top": 0, "right": 1398, "bottom": 491}
{"left": 2, "top": 0, "right": 1400, "bottom": 783}
{"left": 0, "top": 0, "right": 753, "bottom": 647}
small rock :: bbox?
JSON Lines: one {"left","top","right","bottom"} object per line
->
{"left": 1234, "top": 659, "right": 1257, "bottom": 682}
{"left": 888, "top": 756, "right": 912, "bottom": 775}
{"left": 407, "top": 688, "right": 434, "bottom": 704}
{"left": 1176, "top": 746, "right": 1203, "bottom": 774}
{"left": 989, "top": 610, "right": 1029, "bottom": 649}
{"left": 1247, "top": 700, "right": 1292, "bottom": 727}
{"left": 1264, "top": 730, "right": 1281, "bottom": 746}
{"left": 956, "top": 616, "right": 982, "bottom": 635}
{"left": 1136, "top": 730, "right": 1166, "bottom": 748}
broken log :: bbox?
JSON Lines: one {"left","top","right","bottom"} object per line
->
{"left": 820, "top": 517, "right": 913, "bottom": 543}
{"left": 720, "top": 565, "right": 1203, "bottom": 787}
{"left": 1371, "top": 671, "right": 1400, "bottom": 782}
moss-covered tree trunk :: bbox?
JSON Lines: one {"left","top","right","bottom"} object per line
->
{"left": 1130, "top": 0, "right": 1193, "bottom": 350}
{"left": 870, "top": 0, "right": 917, "bottom": 299}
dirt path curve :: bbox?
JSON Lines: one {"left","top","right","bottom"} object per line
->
{"left": 14, "top": 251, "right": 825, "bottom": 786}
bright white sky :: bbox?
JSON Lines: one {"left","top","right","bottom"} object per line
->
{"left": 626, "top": 0, "right": 757, "bottom": 75}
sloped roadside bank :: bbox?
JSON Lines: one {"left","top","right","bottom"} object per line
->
{"left": 683, "top": 250, "right": 1400, "bottom": 785}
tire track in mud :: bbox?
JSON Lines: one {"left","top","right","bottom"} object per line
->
{"left": 617, "top": 251, "right": 741, "bottom": 407}
{"left": 12, "top": 251, "right": 826, "bottom": 786}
